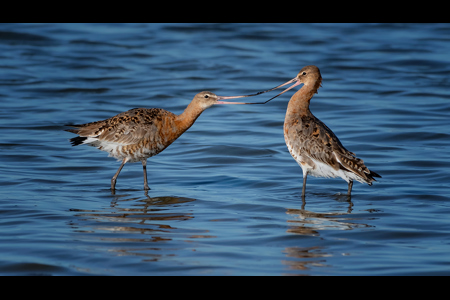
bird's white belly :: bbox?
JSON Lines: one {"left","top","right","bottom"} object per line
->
{"left": 82, "top": 137, "right": 162, "bottom": 163}
{"left": 306, "top": 158, "right": 361, "bottom": 183}
{"left": 286, "top": 139, "right": 364, "bottom": 184}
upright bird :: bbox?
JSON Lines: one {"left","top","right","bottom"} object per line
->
{"left": 264, "top": 65, "right": 381, "bottom": 197}
{"left": 65, "top": 91, "right": 246, "bottom": 191}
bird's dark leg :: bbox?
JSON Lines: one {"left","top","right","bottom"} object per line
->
{"left": 301, "top": 173, "right": 308, "bottom": 200}
{"left": 347, "top": 180, "right": 354, "bottom": 212}
{"left": 347, "top": 180, "right": 353, "bottom": 196}
{"left": 142, "top": 159, "right": 150, "bottom": 190}
{"left": 111, "top": 158, "right": 127, "bottom": 191}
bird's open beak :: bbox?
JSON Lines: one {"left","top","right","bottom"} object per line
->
{"left": 215, "top": 95, "right": 250, "bottom": 105}
{"left": 215, "top": 77, "right": 300, "bottom": 105}
{"left": 265, "top": 77, "right": 301, "bottom": 100}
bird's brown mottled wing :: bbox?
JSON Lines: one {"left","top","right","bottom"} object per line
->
{"left": 287, "top": 114, "right": 380, "bottom": 184}
{"left": 66, "top": 108, "right": 175, "bottom": 145}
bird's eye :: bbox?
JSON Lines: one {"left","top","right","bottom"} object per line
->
{"left": 204, "top": 94, "right": 209, "bottom": 98}
{"left": 302, "top": 72, "right": 307, "bottom": 76}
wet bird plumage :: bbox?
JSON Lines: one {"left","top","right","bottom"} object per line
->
{"left": 281, "top": 65, "right": 380, "bottom": 197}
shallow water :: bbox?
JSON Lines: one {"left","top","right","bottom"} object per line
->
{"left": 1, "top": 23, "right": 450, "bottom": 275}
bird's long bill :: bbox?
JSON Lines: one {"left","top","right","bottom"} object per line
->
{"left": 215, "top": 95, "right": 251, "bottom": 105}
{"left": 215, "top": 77, "right": 300, "bottom": 105}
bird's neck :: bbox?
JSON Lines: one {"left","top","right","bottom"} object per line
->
{"left": 175, "top": 101, "right": 205, "bottom": 133}
{"left": 286, "top": 83, "right": 319, "bottom": 118}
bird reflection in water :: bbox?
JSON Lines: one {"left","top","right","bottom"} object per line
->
{"left": 286, "top": 195, "right": 373, "bottom": 236}
{"left": 282, "top": 246, "right": 332, "bottom": 272}
{"left": 69, "top": 191, "right": 212, "bottom": 262}
{"left": 283, "top": 196, "right": 374, "bottom": 273}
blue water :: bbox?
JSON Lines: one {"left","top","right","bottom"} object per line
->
{"left": 1, "top": 23, "right": 450, "bottom": 275}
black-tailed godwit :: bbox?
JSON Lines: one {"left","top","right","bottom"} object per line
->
{"left": 65, "top": 91, "right": 248, "bottom": 191}
{"left": 260, "top": 65, "right": 381, "bottom": 197}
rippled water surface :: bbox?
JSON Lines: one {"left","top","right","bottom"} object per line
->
{"left": 1, "top": 23, "right": 450, "bottom": 275}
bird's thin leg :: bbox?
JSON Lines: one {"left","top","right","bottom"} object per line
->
{"left": 301, "top": 172, "right": 308, "bottom": 199}
{"left": 346, "top": 180, "right": 353, "bottom": 211}
{"left": 142, "top": 159, "right": 150, "bottom": 190}
{"left": 111, "top": 158, "right": 127, "bottom": 191}
{"left": 301, "top": 194, "right": 306, "bottom": 210}
{"left": 347, "top": 180, "right": 353, "bottom": 196}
